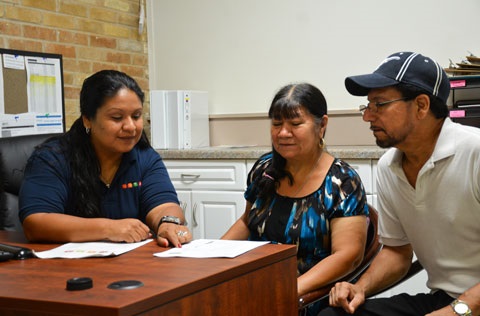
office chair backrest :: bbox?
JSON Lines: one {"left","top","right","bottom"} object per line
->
{"left": 0, "top": 133, "right": 59, "bottom": 231}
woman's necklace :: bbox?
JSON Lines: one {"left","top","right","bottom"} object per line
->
{"left": 99, "top": 174, "right": 112, "bottom": 188}
{"left": 100, "top": 160, "right": 121, "bottom": 189}
{"left": 291, "top": 153, "right": 322, "bottom": 197}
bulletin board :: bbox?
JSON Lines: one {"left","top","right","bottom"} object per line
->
{"left": 0, "top": 48, "right": 65, "bottom": 137}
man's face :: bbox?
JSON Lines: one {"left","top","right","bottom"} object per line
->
{"left": 362, "top": 87, "right": 415, "bottom": 148}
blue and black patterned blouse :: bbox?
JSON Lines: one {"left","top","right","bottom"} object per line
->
{"left": 245, "top": 152, "right": 368, "bottom": 275}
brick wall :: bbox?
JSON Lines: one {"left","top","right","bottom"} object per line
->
{"left": 0, "top": 0, "right": 149, "bottom": 130}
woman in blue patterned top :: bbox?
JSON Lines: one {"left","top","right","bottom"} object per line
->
{"left": 222, "top": 83, "right": 369, "bottom": 314}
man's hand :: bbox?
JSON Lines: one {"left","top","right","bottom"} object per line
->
{"left": 329, "top": 281, "right": 366, "bottom": 314}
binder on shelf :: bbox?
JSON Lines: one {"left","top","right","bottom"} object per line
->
{"left": 448, "top": 76, "right": 480, "bottom": 128}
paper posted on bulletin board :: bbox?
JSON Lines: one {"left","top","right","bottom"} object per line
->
{"left": 0, "top": 52, "right": 64, "bottom": 137}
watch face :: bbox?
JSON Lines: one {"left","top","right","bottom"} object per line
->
{"left": 454, "top": 302, "right": 469, "bottom": 314}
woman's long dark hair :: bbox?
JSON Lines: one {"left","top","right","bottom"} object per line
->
{"left": 61, "top": 70, "right": 148, "bottom": 217}
{"left": 255, "top": 83, "right": 328, "bottom": 204}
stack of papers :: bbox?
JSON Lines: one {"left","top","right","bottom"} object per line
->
{"left": 33, "top": 239, "right": 269, "bottom": 259}
{"left": 154, "top": 239, "right": 269, "bottom": 258}
{"left": 34, "top": 239, "right": 153, "bottom": 259}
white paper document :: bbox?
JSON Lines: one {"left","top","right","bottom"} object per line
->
{"left": 154, "top": 239, "right": 270, "bottom": 258}
{"left": 34, "top": 239, "right": 153, "bottom": 259}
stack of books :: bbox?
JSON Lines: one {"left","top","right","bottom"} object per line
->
{"left": 445, "top": 53, "right": 480, "bottom": 75}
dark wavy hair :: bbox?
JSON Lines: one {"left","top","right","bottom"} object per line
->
{"left": 58, "top": 70, "right": 149, "bottom": 217}
{"left": 255, "top": 83, "right": 328, "bottom": 204}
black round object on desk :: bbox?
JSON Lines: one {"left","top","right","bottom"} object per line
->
{"left": 66, "top": 277, "right": 93, "bottom": 291}
{"left": 107, "top": 280, "right": 144, "bottom": 290}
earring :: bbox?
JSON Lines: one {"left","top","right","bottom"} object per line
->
{"left": 319, "top": 138, "right": 325, "bottom": 149}
{"left": 85, "top": 127, "right": 90, "bottom": 134}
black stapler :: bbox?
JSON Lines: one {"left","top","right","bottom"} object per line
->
{"left": 0, "top": 243, "right": 34, "bottom": 260}
{"left": 0, "top": 250, "right": 14, "bottom": 262}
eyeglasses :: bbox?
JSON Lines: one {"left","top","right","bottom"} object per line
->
{"left": 359, "top": 97, "right": 409, "bottom": 115}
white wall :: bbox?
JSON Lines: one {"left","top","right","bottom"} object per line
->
{"left": 147, "top": 0, "right": 480, "bottom": 115}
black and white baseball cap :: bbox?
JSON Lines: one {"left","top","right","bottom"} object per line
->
{"left": 345, "top": 52, "right": 450, "bottom": 104}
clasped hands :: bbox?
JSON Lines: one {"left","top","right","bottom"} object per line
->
{"left": 328, "top": 281, "right": 366, "bottom": 314}
{"left": 107, "top": 218, "right": 192, "bottom": 247}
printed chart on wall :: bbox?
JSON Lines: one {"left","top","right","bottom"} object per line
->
{"left": 0, "top": 48, "right": 65, "bottom": 137}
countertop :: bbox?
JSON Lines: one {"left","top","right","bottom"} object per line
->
{"left": 157, "top": 145, "right": 387, "bottom": 160}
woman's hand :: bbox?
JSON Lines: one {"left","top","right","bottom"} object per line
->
{"left": 156, "top": 223, "right": 192, "bottom": 248}
{"left": 106, "top": 218, "right": 151, "bottom": 243}
{"left": 146, "top": 203, "right": 192, "bottom": 248}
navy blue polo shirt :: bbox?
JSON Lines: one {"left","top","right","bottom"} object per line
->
{"left": 19, "top": 139, "right": 179, "bottom": 223}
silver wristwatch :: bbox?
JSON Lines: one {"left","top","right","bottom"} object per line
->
{"left": 159, "top": 215, "right": 183, "bottom": 225}
{"left": 451, "top": 299, "right": 472, "bottom": 316}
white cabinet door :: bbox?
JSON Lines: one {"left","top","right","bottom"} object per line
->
{"left": 344, "top": 159, "right": 373, "bottom": 194}
{"left": 164, "top": 159, "right": 247, "bottom": 239}
{"left": 175, "top": 190, "right": 193, "bottom": 233}
{"left": 191, "top": 191, "right": 246, "bottom": 239}
{"left": 372, "top": 159, "right": 378, "bottom": 194}
{"left": 246, "top": 160, "right": 256, "bottom": 174}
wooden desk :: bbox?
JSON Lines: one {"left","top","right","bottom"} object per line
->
{"left": 0, "top": 231, "right": 297, "bottom": 316}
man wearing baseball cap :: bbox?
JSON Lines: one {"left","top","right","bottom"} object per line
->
{"left": 320, "top": 52, "right": 480, "bottom": 316}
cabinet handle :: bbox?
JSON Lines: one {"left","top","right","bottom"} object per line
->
{"left": 180, "top": 173, "right": 201, "bottom": 183}
{"left": 180, "top": 202, "right": 187, "bottom": 213}
{"left": 192, "top": 203, "right": 198, "bottom": 227}
{"left": 180, "top": 202, "right": 190, "bottom": 226}
{"left": 180, "top": 202, "right": 189, "bottom": 223}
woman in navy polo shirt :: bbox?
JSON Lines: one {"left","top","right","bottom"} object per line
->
{"left": 19, "top": 70, "right": 190, "bottom": 248}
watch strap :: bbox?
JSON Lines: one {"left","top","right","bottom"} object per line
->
{"left": 156, "top": 216, "right": 183, "bottom": 232}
